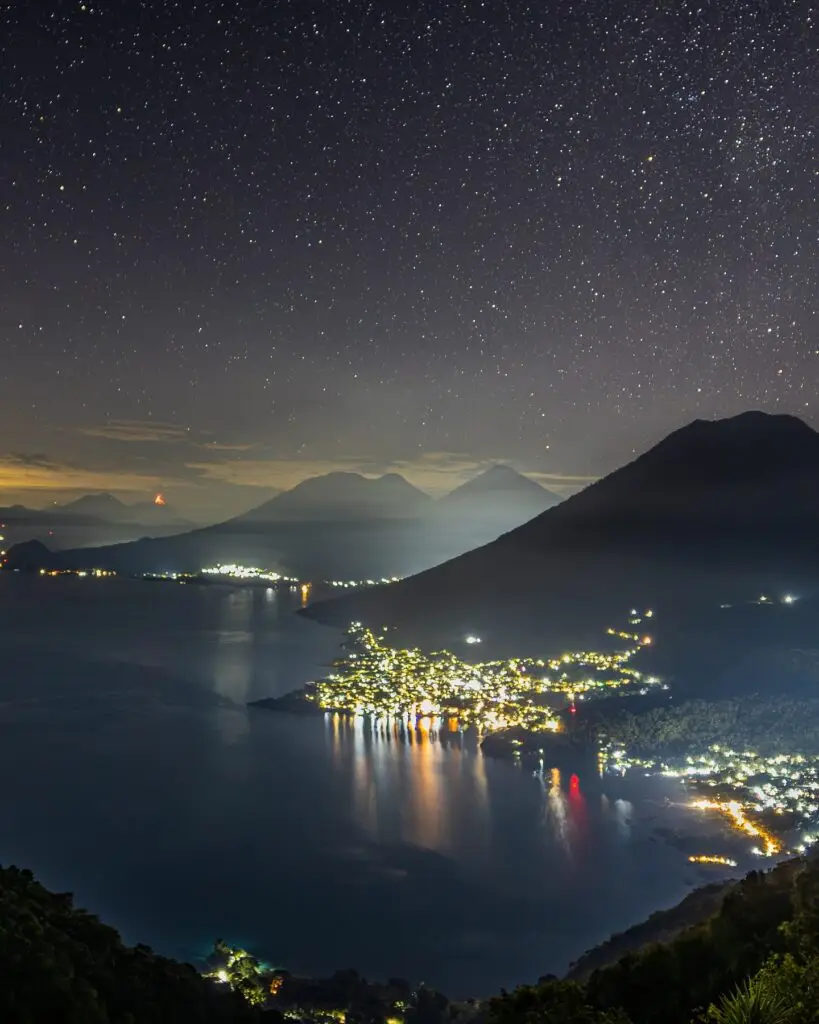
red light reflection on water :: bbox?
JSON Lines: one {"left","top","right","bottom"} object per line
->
{"left": 567, "top": 772, "right": 588, "bottom": 847}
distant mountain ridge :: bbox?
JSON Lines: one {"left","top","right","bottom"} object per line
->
{"left": 439, "top": 464, "right": 560, "bottom": 523}
{"left": 0, "top": 494, "right": 194, "bottom": 555}
{"left": 57, "top": 493, "right": 192, "bottom": 527}
{"left": 3, "top": 465, "right": 563, "bottom": 580}
{"left": 303, "top": 412, "right": 819, "bottom": 653}
{"left": 61, "top": 493, "right": 128, "bottom": 518}
{"left": 441, "top": 463, "right": 559, "bottom": 505}
{"left": 238, "top": 472, "right": 432, "bottom": 523}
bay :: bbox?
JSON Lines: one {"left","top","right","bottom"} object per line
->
{"left": 0, "top": 572, "right": 715, "bottom": 996}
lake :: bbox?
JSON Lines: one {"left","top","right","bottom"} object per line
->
{"left": 0, "top": 572, "right": 721, "bottom": 996}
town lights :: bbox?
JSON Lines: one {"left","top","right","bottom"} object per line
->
{"left": 688, "top": 855, "right": 738, "bottom": 867}
{"left": 308, "top": 612, "right": 660, "bottom": 734}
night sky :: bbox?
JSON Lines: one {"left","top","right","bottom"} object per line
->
{"left": 1, "top": 0, "right": 815, "bottom": 520}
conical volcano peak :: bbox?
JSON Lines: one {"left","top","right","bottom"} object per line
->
{"left": 442, "top": 464, "right": 558, "bottom": 502}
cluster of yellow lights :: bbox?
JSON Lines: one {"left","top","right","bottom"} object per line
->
{"left": 606, "top": 742, "right": 819, "bottom": 856}
{"left": 38, "top": 568, "right": 115, "bottom": 578}
{"left": 202, "top": 563, "right": 297, "bottom": 583}
{"left": 201, "top": 565, "right": 399, "bottom": 589}
{"left": 328, "top": 576, "right": 402, "bottom": 588}
{"left": 688, "top": 855, "right": 738, "bottom": 867}
{"left": 307, "top": 616, "right": 658, "bottom": 734}
{"left": 690, "top": 798, "right": 782, "bottom": 857}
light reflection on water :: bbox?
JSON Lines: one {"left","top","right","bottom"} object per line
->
{"left": 545, "top": 767, "right": 572, "bottom": 857}
{"left": 326, "top": 712, "right": 604, "bottom": 865}
{"left": 330, "top": 712, "right": 478, "bottom": 853}
{"left": 0, "top": 573, "right": 724, "bottom": 997}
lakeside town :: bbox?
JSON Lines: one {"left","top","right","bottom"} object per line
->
{"left": 13, "top": 554, "right": 819, "bottom": 867}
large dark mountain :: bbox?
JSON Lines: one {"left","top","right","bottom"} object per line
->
{"left": 303, "top": 412, "right": 819, "bottom": 653}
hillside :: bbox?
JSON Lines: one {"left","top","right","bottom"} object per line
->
{"left": 6, "top": 853, "right": 819, "bottom": 1023}
{"left": 0, "top": 864, "right": 251, "bottom": 1023}
{"left": 564, "top": 880, "right": 734, "bottom": 981}
{"left": 491, "top": 853, "right": 817, "bottom": 1024}
{"left": 304, "top": 412, "right": 819, "bottom": 654}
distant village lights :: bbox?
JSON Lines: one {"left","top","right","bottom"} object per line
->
{"left": 202, "top": 563, "right": 293, "bottom": 583}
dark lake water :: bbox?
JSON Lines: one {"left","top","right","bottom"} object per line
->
{"left": 0, "top": 573, "right": 722, "bottom": 996}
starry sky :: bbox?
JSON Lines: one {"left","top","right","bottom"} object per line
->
{"left": 1, "top": 0, "right": 815, "bottom": 520}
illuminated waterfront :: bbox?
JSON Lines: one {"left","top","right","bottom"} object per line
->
{"left": 0, "top": 573, "right": 721, "bottom": 996}
{"left": 20, "top": 561, "right": 404, "bottom": 593}
{"left": 305, "top": 615, "right": 659, "bottom": 733}
{"left": 602, "top": 744, "right": 819, "bottom": 859}
{"left": 24, "top": 564, "right": 814, "bottom": 866}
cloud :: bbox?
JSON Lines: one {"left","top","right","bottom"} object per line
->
{"left": 76, "top": 419, "right": 193, "bottom": 444}
{"left": 0, "top": 453, "right": 164, "bottom": 495}
{"left": 528, "top": 471, "right": 598, "bottom": 494}
{"left": 198, "top": 441, "right": 256, "bottom": 452}
{"left": 6, "top": 452, "right": 61, "bottom": 470}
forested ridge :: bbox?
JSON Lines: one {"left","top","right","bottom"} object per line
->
{"left": 586, "top": 696, "right": 819, "bottom": 757}
{"left": 8, "top": 854, "right": 819, "bottom": 1022}
{"left": 0, "top": 865, "right": 251, "bottom": 1023}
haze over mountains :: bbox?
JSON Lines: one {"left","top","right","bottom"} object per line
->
{"left": 58, "top": 492, "right": 193, "bottom": 527}
{"left": 4, "top": 465, "right": 560, "bottom": 580}
{"left": 0, "top": 493, "right": 193, "bottom": 552}
{"left": 305, "top": 412, "right": 819, "bottom": 654}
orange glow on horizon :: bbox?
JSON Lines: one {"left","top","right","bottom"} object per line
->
{"left": 153, "top": 493, "right": 166, "bottom": 506}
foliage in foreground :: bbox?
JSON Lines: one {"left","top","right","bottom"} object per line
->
{"left": 0, "top": 865, "right": 252, "bottom": 1024}
{"left": 487, "top": 854, "right": 819, "bottom": 1024}
{"left": 10, "top": 853, "right": 819, "bottom": 1023}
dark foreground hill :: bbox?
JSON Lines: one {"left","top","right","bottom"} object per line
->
{"left": 8, "top": 851, "right": 819, "bottom": 1023}
{"left": 304, "top": 412, "right": 819, "bottom": 653}
{"left": 0, "top": 864, "right": 251, "bottom": 1023}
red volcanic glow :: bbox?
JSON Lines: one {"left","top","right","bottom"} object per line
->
{"left": 153, "top": 493, "right": 166, "bottom": 506}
